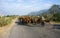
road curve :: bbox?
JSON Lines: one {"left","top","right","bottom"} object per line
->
{"left": 9, "top": 23, "right": 60, "bottom": 38}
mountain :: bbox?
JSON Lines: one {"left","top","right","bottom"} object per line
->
{"left": 28, "top": 4, "right": 60, "bottom": 16}
{"left": 49, "top": 4, "right": 60, "bottom": 14}
{"left": 28, "top": 9, "right": 48, "bottom": 16}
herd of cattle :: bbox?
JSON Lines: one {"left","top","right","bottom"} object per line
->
{"left": 18, "top": 16, "right": 50, "bottom": 24}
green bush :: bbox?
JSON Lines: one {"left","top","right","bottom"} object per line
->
{"left": 53, "top": 13, "right": 60, "bottom": 22}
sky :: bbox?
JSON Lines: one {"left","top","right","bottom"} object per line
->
{"left": 0, "top": 0, "right": 60, "bottom": 15}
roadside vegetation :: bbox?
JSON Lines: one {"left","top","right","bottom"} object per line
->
{"left": 41, "top": 4, "right": 60, "bottom": 22}
{"left": 0, "top": 15, "right": 17, "bottom": 27}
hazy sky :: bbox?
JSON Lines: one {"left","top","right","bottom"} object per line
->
{"left": 0, "top": 0, "right": 60, "bottom": 15}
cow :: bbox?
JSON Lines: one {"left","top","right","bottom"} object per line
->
{"left": 18, "top": 16, "right": 42, "bottom": 25}
{"left": 32, "top": 16, "right": 42, "bottom": 24}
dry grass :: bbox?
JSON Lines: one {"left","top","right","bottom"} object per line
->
{"left": 50, "top": 22, "right": 60, "bottom": 24}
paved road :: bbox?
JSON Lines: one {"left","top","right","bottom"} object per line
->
{"left": 9, "top": 23, "right": 60, "bottom": 38}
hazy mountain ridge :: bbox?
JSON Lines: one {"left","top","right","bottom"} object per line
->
{"left": 28, "top": 4, "right": 60, "bottom": 16}
{"left": 28, "top": 10, "right": 48, "bottom": 16}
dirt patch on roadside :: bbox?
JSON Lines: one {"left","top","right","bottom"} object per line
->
{"left": 50, "top": 22, "right": 60, "bottom": 24}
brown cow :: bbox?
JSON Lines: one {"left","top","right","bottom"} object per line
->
{"left": 18, "top": 16, "right": 42, "bottom": 24}
{"left": 33, "top": 16, "right": 41, "bottom": 24}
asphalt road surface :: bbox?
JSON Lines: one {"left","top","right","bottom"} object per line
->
{"left": 9, "top": 22, "right": 60, "bottom": 38}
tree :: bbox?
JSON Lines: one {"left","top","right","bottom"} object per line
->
{"left": 53, "top": 13, "right": 60, "bottom": 22}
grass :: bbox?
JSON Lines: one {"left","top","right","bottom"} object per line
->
{"left": 0, "top": 16, "right": 16, "bottom": 27}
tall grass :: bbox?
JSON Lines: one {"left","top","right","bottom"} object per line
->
{"left": 0, "top": 16, "right": 16, "bottom": 27}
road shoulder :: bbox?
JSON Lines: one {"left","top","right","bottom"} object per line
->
{"left": 0, "top": 18, "right": 17, "bottom": 38}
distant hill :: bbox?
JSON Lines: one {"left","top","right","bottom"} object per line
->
{"left": 49, "top": 4, "right": 60, "bottom": 14}
{"left": 28, "top": 4, "right": 60, "bottom": 16}
{"left": 28, "top": 10, "right": 48, "bottom": 16}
